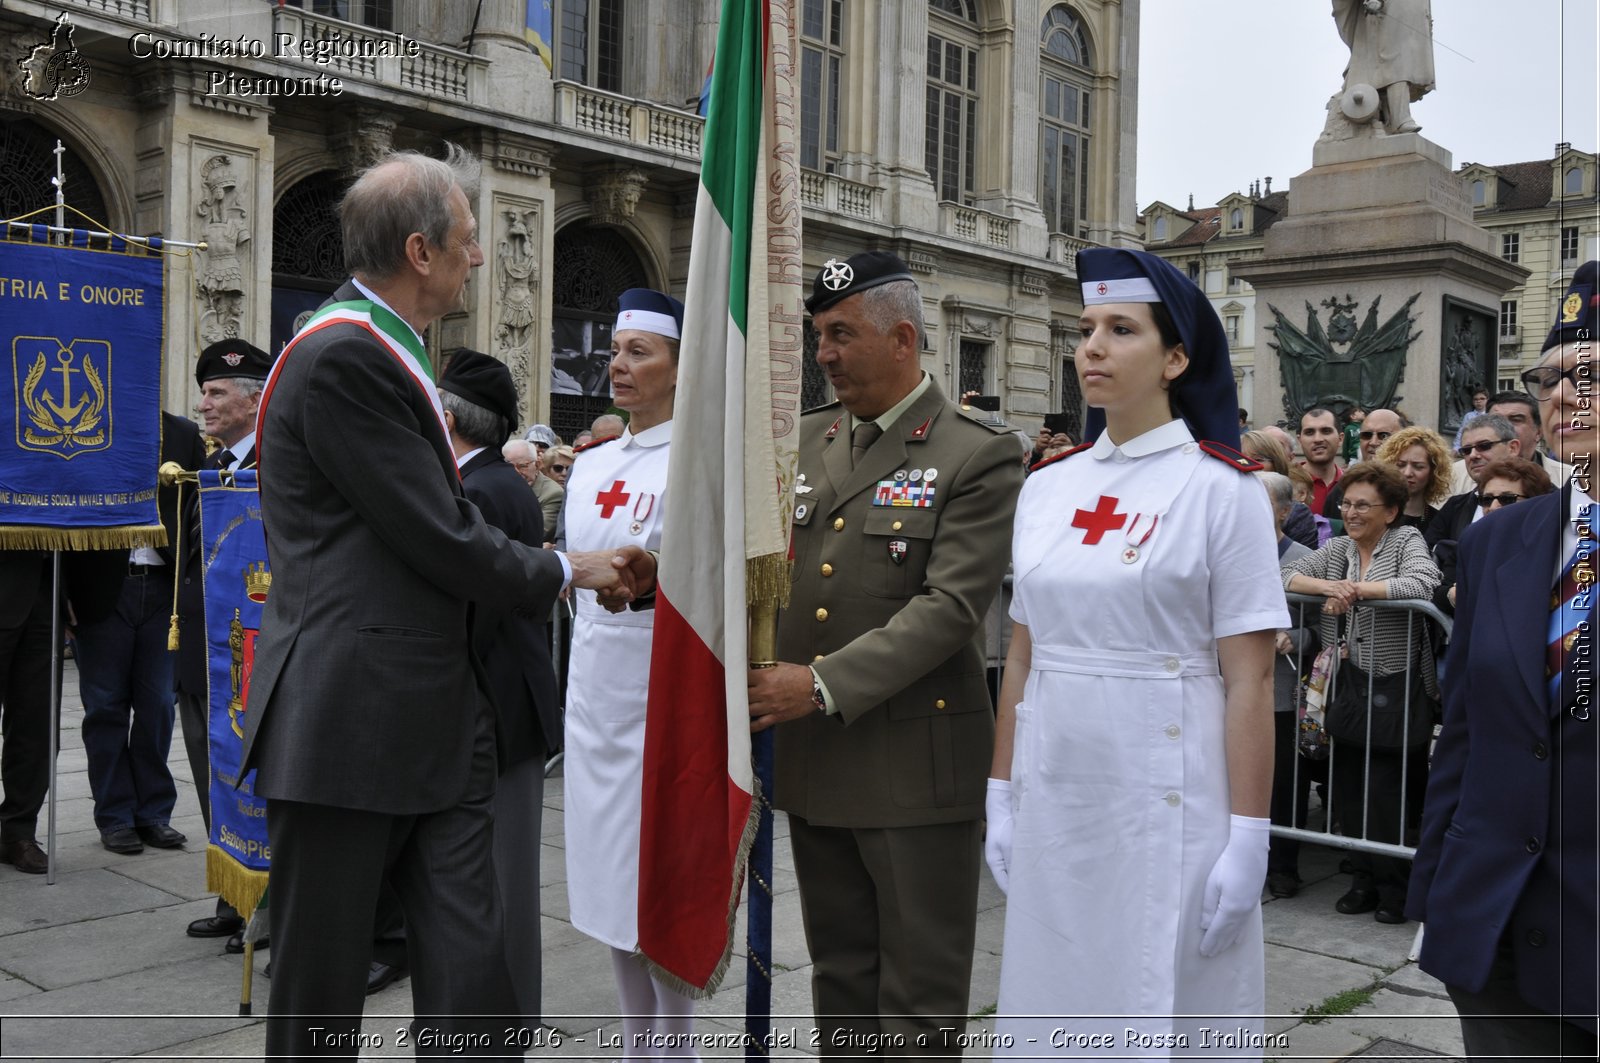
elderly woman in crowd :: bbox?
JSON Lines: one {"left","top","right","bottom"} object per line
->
{"left": 1283, "top": 462, "right": 1441, "bottom": 924}
{"left": 1243, "top": 430, "right": 1319, "bottom": 548}
{"left": 1435, "top": 457, "right": 1557, "bottom": 610}
{"left": 1375, "top": 426, "right": 1453, "bottom": 534}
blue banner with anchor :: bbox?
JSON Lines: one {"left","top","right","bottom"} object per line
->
{"left": 0, "top": 234, "right": 164, "bottom": 548}
{"left": 198, "top": 469, "right": 271, "bottom": 917}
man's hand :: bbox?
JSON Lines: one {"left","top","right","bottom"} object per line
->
{"left": 566, "top": 546, "right": 657, "bottom": 609}
{"left": 748, "top": 662, "right": 820, "bottom": 733}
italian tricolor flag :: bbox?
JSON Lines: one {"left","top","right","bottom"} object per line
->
{"left": 638, "top": 0, "right": 801, "bottom": 994}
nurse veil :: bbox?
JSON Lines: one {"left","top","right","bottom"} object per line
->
{"left": 988, "top": 248, "right": 1287, "bottom": 1059}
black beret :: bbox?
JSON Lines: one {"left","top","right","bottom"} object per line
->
{"left": 195, "top": 339, "right": 271, "bottom": 384}
{"left": 805, "top": 250, "right": 916, "bottom": 315}
{"left": 1544, "top": 260, "right": 1598, "bottom": 354}
{"left": 438, "top": 348, "right": 519, "bottom": 428}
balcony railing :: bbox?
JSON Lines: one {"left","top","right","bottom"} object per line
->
{"left": 73, "top": 0, "right": 151, "bottom": 20}
{"left": 799, "top": 170, "right": 882, "bottom": 221}
{"left": 553, "top": 82, "right": 703, "bottom": 159}
{"left": 1049, "top": 232, "right": 1095, "bottom": 266}
{"left": 270, "top": 7, "right": 485, "bottom": 105}
{"left": 940, "top": 203, "right": 1014, "bottom": 249}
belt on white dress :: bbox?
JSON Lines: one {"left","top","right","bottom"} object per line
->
{"left": 1030, "top": 644, "right": 1219, "bottom": 679}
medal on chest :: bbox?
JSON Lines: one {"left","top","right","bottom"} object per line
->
{"left": 1071, "top": 493, "right": 1159, "bottom": 562}
{"left": 1120, "top": 513, "right": 1159, "bottom": 564}
{"left": 629, "top": 491, "right": 657, "bottom": 535}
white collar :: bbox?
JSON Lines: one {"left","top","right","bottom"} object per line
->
{"left": 350, "top": 277, "right": 427, "bottom": 351}
{"left": 621, "top": 420, "right": 674, "bottom": 448}
{"left": 221, "top": 431, "right": 256, "bottom": 465}
{"left": 455, "top": 445, "right": 486, "bottom": 470}
{"left": 1088, "top": 418, "right": 1193, "bottom": 461}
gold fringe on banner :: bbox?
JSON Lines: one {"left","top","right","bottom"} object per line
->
{"left": 0, "top": 524, "right": 166, "bottom": 551}
{"left": 206, "top": 845, "right": 269, "bottom": 922}
{"left": 745, "top": 551, "right": 792, "bottom": 611}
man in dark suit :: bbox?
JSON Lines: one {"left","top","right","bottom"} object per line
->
{"left": 239, "top": 145, "right": 652, "bottom": 1058}
{"left": 173, "top": 339, "right": 269, "bottom": 946}
{"left": 1408, "top": 261, "right": 1598, "bottom": 1059}
{"left": 1424, "top": 413, "right": 1520, "bottom": 613}
{"left": 747, "top": 251, "right": 1024, "bottom": 1054}
{"left": 0, "top": 549, "right": 54, "bottom": 874}
{"left": 438, "top": 348, "right": 560, "bottom": 1030}
{"left": 62, "top": 411, "right": 205, "bottom": 855}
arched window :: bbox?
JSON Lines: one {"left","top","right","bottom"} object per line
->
{"left": 1565, "top": 166, "right": 1584, "bottom": 195}
{"left": 1471, "top": 179, "right": 1485, "bottom": 206}
{"left": 1038, "top": 5, "right": 1092, "bottom": 235}
{"left": 1229, "top": 207, "right": 1243, "bottom": 230}
{"left": 926, "top": 0, "right": 980, "bottom": 203}
{"left": 549, "top": 223, "right": 649, "bottom": 440}
{"left": 0, "top": 119, "right": 110, "bottom": 228}
{"left": 1152, "top": 215, "right": 1167, "bottom": 241}
{"left": 800, "top": 0, "right": 845, "bottom": 172}
{"left": 558, "top": 0, "right": 624, "bottom": 91}
{"left": 271, "top": 170, "right": 348, "bottom": 354}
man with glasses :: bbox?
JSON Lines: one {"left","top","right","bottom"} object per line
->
{"left": 1356, "top": 408, "right": 1404, "bottom": 463}
{"left": 1409, "top": 260, "right": 1599, "bottom": 1060}
{"left": 1424, "top": 413, "right": 1521, "bottom": 614}
{"left": 1488, "top": 391, "right": 1573, "bottom": 486}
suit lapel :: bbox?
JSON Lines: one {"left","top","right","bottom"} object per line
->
{"left": 1494, "top": 490, "right": 1565, "bottom": 709}
{"left": 826, "top": 383, "right": 944, "bottom": 515}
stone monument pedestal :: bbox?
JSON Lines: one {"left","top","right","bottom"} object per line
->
{"left": 1240, "top": 132, "right": 1528, "bottom": 434}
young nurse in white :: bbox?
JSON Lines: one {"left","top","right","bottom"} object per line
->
{"left": 987, "top": 248, "right": 1287, "bottom": 1058}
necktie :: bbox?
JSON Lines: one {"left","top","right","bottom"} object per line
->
{"left": 1547, "top": 527, "right": 1596, "bottom": 712}
{"left": 211, "top": 449, "right": 235, "bottom": 471}
{"left": 851, "top": 421, "right": 881, "bottom": 467}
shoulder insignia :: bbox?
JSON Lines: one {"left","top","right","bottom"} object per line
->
{"left": 573, "top": 434, "right": 620, "bottom": 455}
{"left": 824, "top": 416, "right": 842, "bottom": 439}
{"left": 908, "top": 416, "right": 933, "bottom": 440}
{"left": 1198, "top": 440, "right": 1262, "bottom": 472}
{"left": 954, "top": 404, "right": 1013, "bottom": 434}
{"left": 1029, "top": 440, "right": 1091, "bottom": 472}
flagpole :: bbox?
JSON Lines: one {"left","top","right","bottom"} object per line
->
{"left": 44, "top": 140, "right": 67, "bottom": 885}
{"left": 746, "top": 605, "right": 779, "bottom": 1060}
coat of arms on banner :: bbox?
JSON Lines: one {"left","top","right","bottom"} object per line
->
{"left": 14, "top": 338, "right": 111, "bottom": 457}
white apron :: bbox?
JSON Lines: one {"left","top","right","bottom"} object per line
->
{"left": 996, "top": 421, "right": 1288, "bottom": 1060}
{"left": 562, "top": 422, "right": 671, "bottom": 950}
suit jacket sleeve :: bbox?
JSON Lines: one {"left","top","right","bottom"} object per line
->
{"left": 297, "top": 334, "right": 565, "bottom": 613}
{"left": 812, "top": 429, "right": 1023, "bottom": 722}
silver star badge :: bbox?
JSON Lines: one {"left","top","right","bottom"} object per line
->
{"left": 821, "top": 258, "right": 853, "bottom": 291}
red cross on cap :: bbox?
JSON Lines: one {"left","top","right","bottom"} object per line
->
{"left": 1096, "top": 282, "right": 1108, "bottom": 295}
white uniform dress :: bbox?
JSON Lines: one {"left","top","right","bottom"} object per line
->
{"left": 563, "top": 421, "right": 671, "bottom": 950}
{"left": 997, "top": 419, "right": 1288, "bottom": 1059}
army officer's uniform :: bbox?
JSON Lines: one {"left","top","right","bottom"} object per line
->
{"left": 773, "top": 251, "right": 1024, "bottom": 1055}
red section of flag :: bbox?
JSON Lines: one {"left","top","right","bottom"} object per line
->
{"left": 639, "top": 592, "right": 752, "bottom": 988}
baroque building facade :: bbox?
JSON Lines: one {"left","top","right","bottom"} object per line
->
{"left": 1, "top": 0, "right": 1142, "bottom": 443}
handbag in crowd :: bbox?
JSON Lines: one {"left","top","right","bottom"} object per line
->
{"left": 1297, "top": 642, "right": 1335, "bottom": 761}
{"left": 1325, "top": 610, "right": 1434, "bottom": 751}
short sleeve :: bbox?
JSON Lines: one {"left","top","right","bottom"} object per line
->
{"left": 1207, "top": 471, "right": 1292, "bottom": 639}
{"left": 1007, "top": 473, "right": 1050, "bottom": 627}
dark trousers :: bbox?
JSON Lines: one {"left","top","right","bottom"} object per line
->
{"left": 492, "top": 755, "right": 545, "bottom": 1026}
{"left": 788, "top": 814, "right": 981, "bottom": 1057}
{"left": 0, "top": 564, "right": 53, "bottom": 845}
{"left": 1446, "top": 936, "right": 1599, "bottom": 1061}
{"left": 176, "top": 689, "right": 239, "bottom": 921}
{"left": 72, "top": 571, "right": 178, "bottom": 832}
{"left": 1331, "top": 744, "right": 1421, "bottom": 907}
{"left": 263, "top": 703, "right": 518, "bottom": 1059}
{"left": 1268, "top": 711, "right": 1313, "bottom": 875}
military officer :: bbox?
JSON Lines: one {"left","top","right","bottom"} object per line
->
{"left": 747, "top": 250, "right": 1024, "bottom": 1055}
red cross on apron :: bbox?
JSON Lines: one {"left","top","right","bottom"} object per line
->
{"left": 596, "top": 479, "right": 631, "bottom": 518}
{"left": 1072, "top": 494, "right": 1128, "bottom": 545}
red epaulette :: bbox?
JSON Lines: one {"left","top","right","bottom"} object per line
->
{"left": 573, "top": 434, "right": 620, "bottom": 455}
{"left": 1198, "top": 440, "right": 1262, "bottom": 473}
{"left": 1029, "top": 440, "right": 1091, "bottom": 473}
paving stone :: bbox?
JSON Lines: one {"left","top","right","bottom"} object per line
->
{"left": 1269, "top": 1017, "right": 1374, "bottom": 1063}
{"left": 1263, "top": 875, "right": 1419, "bottom": 968}
{"left": 1344, "top": 987, "right": 1466, "bottom": 1058}
{"left": 0, "top": 898, "right": 235, "bottom": 990}
{"left": 1382, "top": 961, "right": 1452, "bottom": 1000}
{"left": 106, "top": 843, "right": 213, "bottom": 903}
{"left": 1263, "top": 942, "right": 1384, "bottom": 1036}
{"left": 0, "top": 867, "right": 183, "bottom": 936}
{"left": 0, "top": 971, "right": 41, "bottom": 1003}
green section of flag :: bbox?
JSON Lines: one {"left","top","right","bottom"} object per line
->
{"left": 699, "top": 0, "right": 763, "bottom": 333}
{"left": 307, "top": 300, "right": 432, "bottom": 380}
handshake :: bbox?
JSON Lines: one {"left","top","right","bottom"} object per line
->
{"left": 564, "top": 545, "right": 657, "bottom": 613}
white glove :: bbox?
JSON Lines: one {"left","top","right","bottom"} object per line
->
{"left": 984, "top": 778, "right": 1014, "bottom": 895}
{"left": 1198, "top": 814, "right": 1270, "bottom": 958}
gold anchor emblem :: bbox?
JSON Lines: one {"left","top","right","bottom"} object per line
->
{"left": 17, "top": 340, "right": 110, "bottom": 457}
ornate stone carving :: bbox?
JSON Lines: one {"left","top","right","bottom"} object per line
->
{"left": 907, "top": 249, "right": 938, "bottom": 275}
{"left": 1019, "top": 271, "right": 1049, "bottom": 297}
{"left": 194, "top": 154, "right": 252, "bottom": 344}
{"left": 962, "top": 315, "right": 996, "bottom": 338}
{"left": 1269, "top": 291, "right": 1421, "bottom": 422}
{"left": 336, "top": 108, "right": 397, "bottom": 177}
{"left": 482, "top": 131, "right": 553, "bottom": 178}
{"left": 0, "top": 23, "right": 38, "bottom": 112}
{"left": 586, "top": 167, "right": 647, "bottom": 225}
{"left": 494, "top": 205, "right": 541, "bottom": 402}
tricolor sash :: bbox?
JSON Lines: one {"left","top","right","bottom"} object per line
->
{"left": 199, "top": 469, "right": 271, "bottom": 917}
{"left": 0, "top": 233, "right": 165, "bottom": 548}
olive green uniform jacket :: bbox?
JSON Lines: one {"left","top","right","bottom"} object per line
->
{"left": 773, "top": 380, "right": 1024, "bottom": 828}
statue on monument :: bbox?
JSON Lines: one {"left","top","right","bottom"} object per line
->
{"left": 1325, "top": 0, "right": 1435, "bottom": 138}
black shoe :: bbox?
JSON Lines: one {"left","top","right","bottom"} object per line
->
{"left": 1335, "top": 887, "right": 1379, "bottom": 914}
{"left": 137, "top": 824, "right": 186, "bottom": 849}
{"left": 0, "top": 838, "right": 48, "bottom": 874}
{"left": 366, "top": 960, "right": 409, "bottom": 995}
{"left": 1374, "top": 904, "right": 1408, "bottom": 925}
{"left": 226, "top": 931, "right": 269, "bottom": 954}
{"left": 101, "top": 828, "right": 145, "bottom": 855}
{"left": 188, "top": 914, "right": 245, "bottom": 938}
{"left": 1266, "top": 871, "right": 1301, "bottom": 899}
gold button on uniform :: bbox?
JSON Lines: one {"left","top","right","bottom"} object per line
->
{"left": 892, "top": 520, "right": 903, "bottom": 531}
{"left": 935, "top": 699, "right": 946, "bottom": 709}
{"left": 816, "top": 608, "right": 829, "bottom": 622}
{"left": 814, "top": 654, "right": 825, "bottom": 662}
{"left": 820, "top": 563, "right": 833, "bottom": 576}
{"left": 833, "top": 517, "right": 845, "bottom": 531}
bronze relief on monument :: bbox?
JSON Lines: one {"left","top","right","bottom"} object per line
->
{"left": 1438, "top": 296, "right": 1496, "bottom": 439}
{"left": 1270, "top": 291, "right": 1421, "bottom": 421}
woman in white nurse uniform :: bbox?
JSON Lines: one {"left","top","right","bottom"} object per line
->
{"left": 986, "top": 249, "right": 1288, "bottom": 1059}
{"left": 563, "top": 288, "right": 698, "bottom": 1060}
